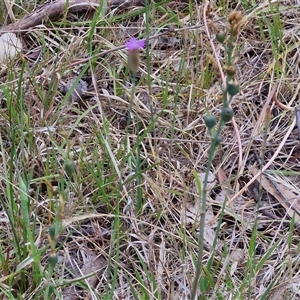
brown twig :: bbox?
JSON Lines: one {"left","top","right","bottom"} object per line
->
{"left": 0, "top": 0, "right": 100, "bottom": 34}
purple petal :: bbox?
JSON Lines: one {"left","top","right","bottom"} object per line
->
{"left": 136, "top": 39, "right": 146, "bottom": 48}
{"left": 125, "top": 37, "right": 146, "bottom": 51}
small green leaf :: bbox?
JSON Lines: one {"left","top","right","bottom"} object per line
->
{"left": 19, "top": 177, "right": 30, "bottom": 226}
{"left": 192, "top": 169, "right": 202, "bottom": 196}
{"left": 16, "top": 256, "right": 34, "bottom": 272}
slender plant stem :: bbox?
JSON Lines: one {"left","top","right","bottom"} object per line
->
{"left": 191, "top": 121, "right": 223, "bottom": 299}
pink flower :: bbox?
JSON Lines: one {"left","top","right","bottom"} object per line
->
{"left": 125, "top": 37, "right": 146, "bottom": 51}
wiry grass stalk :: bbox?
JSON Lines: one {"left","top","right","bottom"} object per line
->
{"left": 191, "top": 11, "right": 244, "bottom": 299}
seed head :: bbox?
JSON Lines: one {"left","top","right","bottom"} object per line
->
{"left": 228, "top": 11, "right": 245, "bottom": 36}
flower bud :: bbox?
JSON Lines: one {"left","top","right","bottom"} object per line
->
{"left": 125, "top": 37, "right": 146, "bottom": 75}
{"left": 216, "top": 32, "right": 226, "bottom": 43}
{"left": 49, "top": 224, "right": 56, "bottom": 241}
{"left": 48, "top": 253, "right": 58, "bottom": 268}
{"left": 64, "top": 159, "right": 75, "bottom": 177}
{"left": 204, "top": 114, "right": 217, "bottom": 129}
{"left": 227, "top": 83, "right": 239, "bottom": 96}
{"left": 221, "top": 107, "right": 234, "bottom": 123}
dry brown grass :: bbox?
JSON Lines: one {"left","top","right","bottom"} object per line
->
{"left": 1, "top": 0, "right": 300, "bottom": 299}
